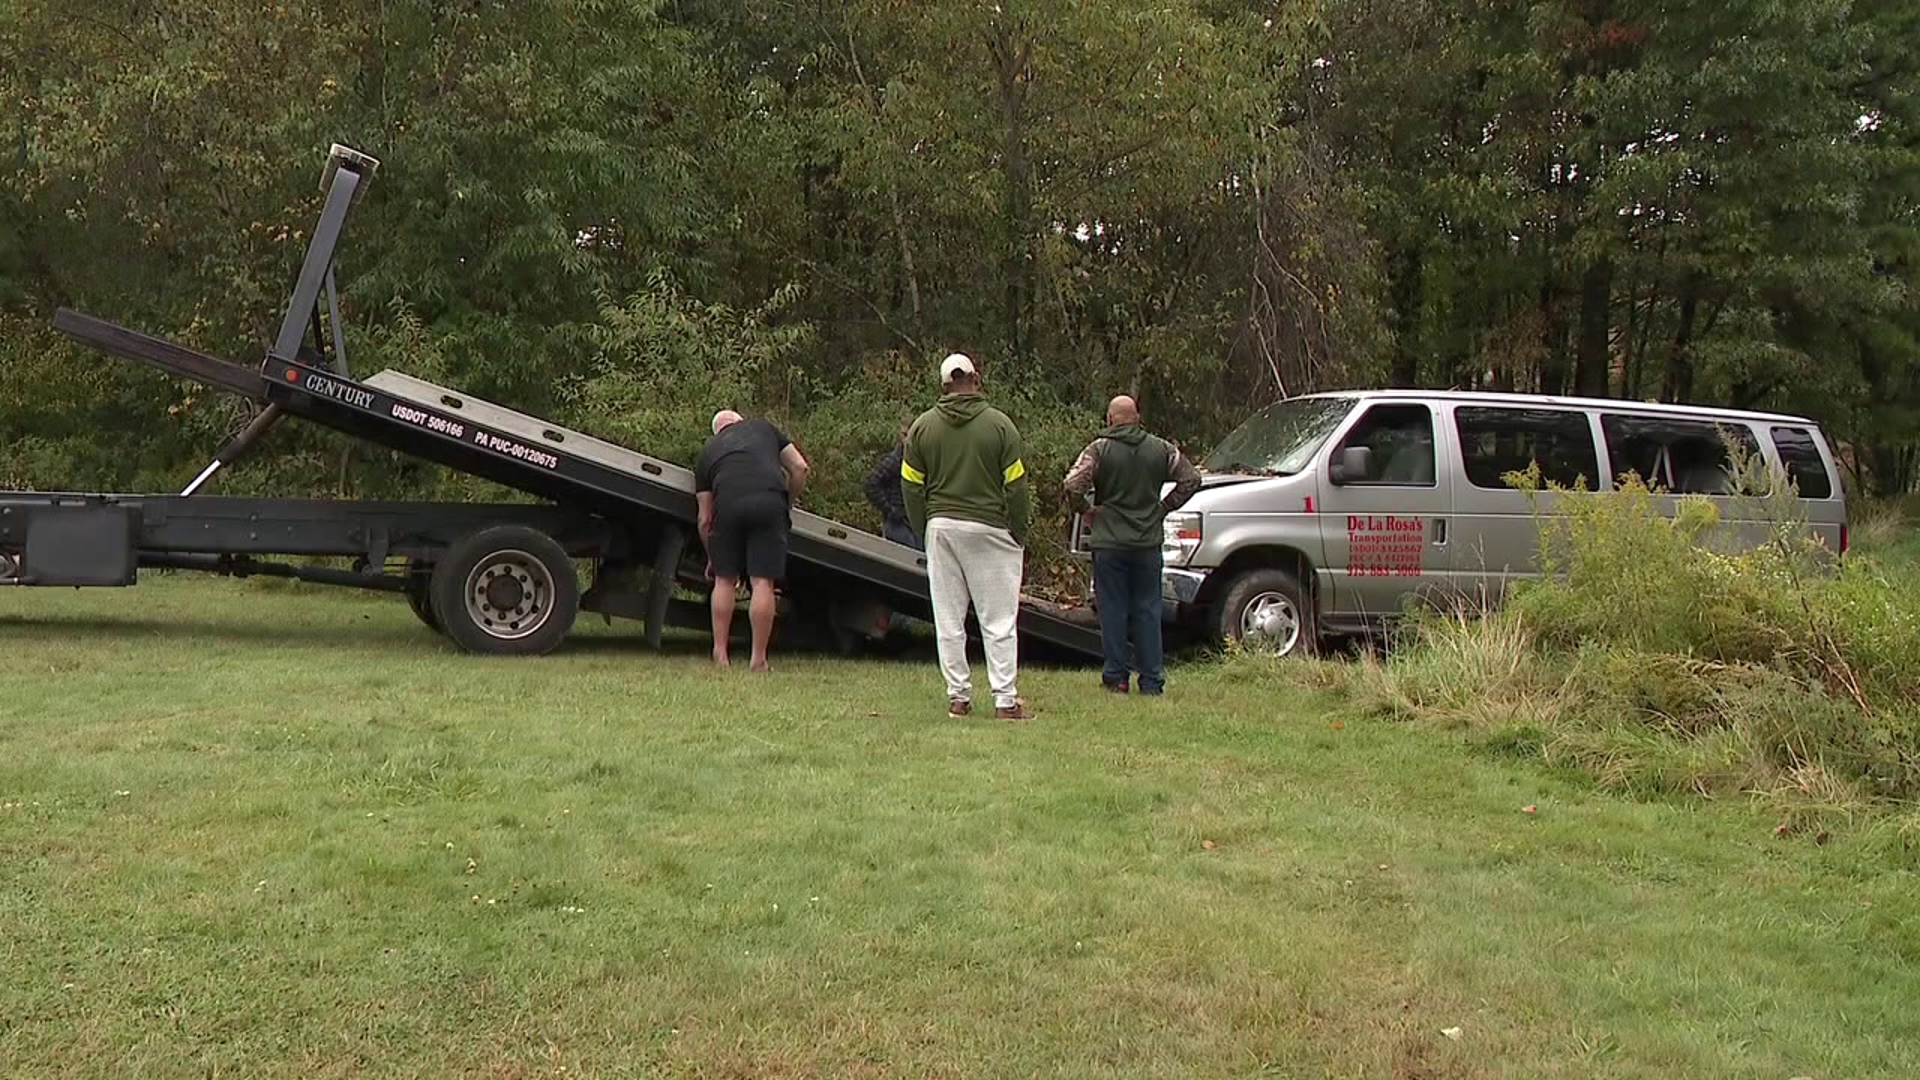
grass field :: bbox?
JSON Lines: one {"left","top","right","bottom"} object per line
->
{"left": 4, "top": 577, "right": 1918, "bottom": 1079}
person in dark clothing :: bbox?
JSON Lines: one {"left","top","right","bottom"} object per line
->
{"left": 1062, "top": 395, "right": 1202, "bottom": 695}
{"left": 694, "top": 409, "right": 811, "bottom": 671}
{"left": 863, "top": 419, "right": 921, "bottom": 549}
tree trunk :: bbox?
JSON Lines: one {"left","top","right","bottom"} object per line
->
{"left": 988, "top": 22, "right": 1034, "bottom": 366}
{"left": 844, "top": 27, "right": 922, "bottom": 319}
{"left": 886, "top": 186, "right": 922, "bottom": 318}
{"left": 1574, "top": 255, "right": 1612, "bottom": 397}
{"left": 1620, "top": 267, "right": 1641, "bottom": 399}
{"left": 1664, "top": 273, "right": 1700, "bottom": 402}
{"left": 1866, "top": 444, "right": 1918, "bottom": 498}
{"left": 1856, "top": 336, "right": 1919, "bottom": 496}
{"left": 1387, "top": 241, "right": 1422, "bottom": 387}
{"left": 1628, "top": 233, "right": 1668, "bottom": 400}
{"left": 1538, "top": 282, "right": 1569, "bottom": 396}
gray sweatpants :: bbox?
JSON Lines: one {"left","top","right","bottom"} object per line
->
{"left": 925, "top": 517, "right": 1024, "bottom": 709}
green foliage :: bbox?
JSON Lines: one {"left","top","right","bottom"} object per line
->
{"left": 1511, "top": 477, "right": 1918, "bottom": 709}
{"left": 1290, "top": 485, "right": 1920, "bottom": 833}
{"left": 1514, "top": 480, "right": 1749, "bottom": 657}
{"left": 1310, "top": 0, "right": 1919, "bottom": 491}
{"left": 567, "top": 276, "right": 814, "bottom": 467}
{"left": 563, "top": 271, "right": 1110, "bottom": 592}
{"left": 1, "top": 0, "right": 1916, "bottom": 562}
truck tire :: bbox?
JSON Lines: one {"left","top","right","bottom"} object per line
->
{"left": 429, "top": 526, "right": 578, "bottom": 656}
{"left": 824, "top": 587, "right": 892, "bottom": 657}
{"left": 1216, "top": 567, "right": 1316, "bottom": 658}
{"left": 405, "top": 560, "right": 441, "bottom": 633}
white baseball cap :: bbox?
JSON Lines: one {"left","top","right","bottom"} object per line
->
{"left": 939, "top": 352, "right": 977, "bottom": 382}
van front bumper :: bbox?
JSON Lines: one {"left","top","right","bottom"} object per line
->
{"left": 1161, "top": 567, "right": 1207, "bottom": 618}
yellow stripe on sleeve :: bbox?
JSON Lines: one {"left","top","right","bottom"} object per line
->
{"left": 1003, "top": 458, "right": 1026, "bottom": 485}
{"left": 901, "top": 460, "right": 926, "bottom": 485}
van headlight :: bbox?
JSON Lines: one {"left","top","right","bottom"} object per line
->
{"left": 1162, "top": 511, "right": 1202, "bottom": 567}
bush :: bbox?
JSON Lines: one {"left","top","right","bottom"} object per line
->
{"left": 1510, "top": 476, "right": 1920, "bottom": 711}
{"left": 1259, "top": 479, "right": 1920, "bottom": 832}
{"left": 557, "top": 276, "right": 1103, "bottom": 598}
{"left": 565, "top": 275, "right": 815, "bottom": 466}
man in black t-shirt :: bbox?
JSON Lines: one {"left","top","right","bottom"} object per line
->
{"left": 694, "top": 409, "right": 811, "bottom": 671}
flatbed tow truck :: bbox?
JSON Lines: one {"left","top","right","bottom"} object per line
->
{"left": 0, "top": 145, "right": 1101, "bottom": 661}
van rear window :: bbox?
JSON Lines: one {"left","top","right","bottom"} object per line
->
{"left": 1769, "top": 426, "right": 1834, "bottom": 499}
{"left": 1454, "top": 407, "right": 1599, "bottom": 490}
{"left": 1600, "top": 414, "right": 1761, "bottom": 495}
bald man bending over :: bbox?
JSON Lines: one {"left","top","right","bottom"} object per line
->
{"left": 695, "top": 408, "right": 811, "bottom": 670}
{"left": 1062, "top": 395, "right": 1201, "bottom": 695}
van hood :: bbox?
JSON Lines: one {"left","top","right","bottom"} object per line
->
{"left": 1171, "top": 469, "right": 1316, "bottom": 513}
{"left": 1151, "top": 471, "right": 1267, "bottom": 499}
{"left": 1197, "top": 471, "right": 1266, "bottom": 488}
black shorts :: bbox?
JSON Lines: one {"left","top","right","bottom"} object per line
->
{"left": 709, "top": 492, "right": 790, "bottom": 581}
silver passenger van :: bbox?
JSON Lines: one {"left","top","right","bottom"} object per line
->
{"left": 1121, "top": 390, "right": 1847, "bottom": 656}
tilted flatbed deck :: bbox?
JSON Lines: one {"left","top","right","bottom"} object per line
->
{"left": 255, "top": 357, "right": 1100, "bottom": 654}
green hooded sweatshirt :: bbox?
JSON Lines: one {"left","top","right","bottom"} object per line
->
{"left": 902, "top": 393, "right": 1031, "bottom": 544}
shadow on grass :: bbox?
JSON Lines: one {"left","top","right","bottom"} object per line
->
{"left": 0, "top": 611, "right": 436, "bottom": 649}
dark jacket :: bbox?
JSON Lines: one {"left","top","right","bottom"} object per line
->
{"left": 902, "top": 393, "right": 1032, "bottom": 544}
{"left": 1062, "top": 423, "right": 1202, "bottom": 550}
{"left": 863, "top": 445, "right": 909, "bottom": 529}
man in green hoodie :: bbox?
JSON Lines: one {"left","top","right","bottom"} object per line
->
{"left": 902, "top": 353, "right": 1034, "bottom": 720}
{"left": 1063, "top": 395, "right": 1202, "bottom": 695}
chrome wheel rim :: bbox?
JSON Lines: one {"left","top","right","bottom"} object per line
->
{"left": 462, "top": 550, "right": 553, "bottom": 640}
{"left": 1240, "top": 591, "right": 1302, "bottom": 655}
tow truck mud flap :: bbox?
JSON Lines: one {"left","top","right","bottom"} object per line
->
{"left": 13, "top": 504, "right": 140, "bottom": 586}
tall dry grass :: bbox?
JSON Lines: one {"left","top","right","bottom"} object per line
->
{"left": 1255, "top": 479, "right": 1920, "bottom": 838}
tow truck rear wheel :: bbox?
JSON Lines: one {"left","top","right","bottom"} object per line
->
{"left": 405, "top": 559, "right": 441, "bottom": 633}
{"left": 430, "top": 526, "right": 578, "bottom": 656}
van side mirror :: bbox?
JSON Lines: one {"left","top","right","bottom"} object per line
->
{"left": 1329, "top": 446, "right": 1373, "bottom": 486}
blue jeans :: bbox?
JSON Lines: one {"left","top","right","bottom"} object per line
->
{"left": 1093, "top": 547, "right": 1165, "bottom": 694}
{"left": 883, "top": 518, "right": 923, "bottom": 551}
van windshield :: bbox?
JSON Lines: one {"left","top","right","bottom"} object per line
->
{"left": 1202, "top": 396, "right": 1356, "bottom": 476}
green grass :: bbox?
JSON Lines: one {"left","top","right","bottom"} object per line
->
{"left": 1853, "top": 496, "right": 1920, "bottom": 567}
{"left": 3, "top": 577, "right": 1918, "bottom": 1078}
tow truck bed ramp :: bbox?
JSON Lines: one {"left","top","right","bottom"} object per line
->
{"left": 54, "top": 309, "right": 268, "bottom": 403}
{"left": 363, "top": 368, "right": 934, "bottom": 584}
{"left": 285, "top": 363, "right": 1102, "bottom": 656}
{"left": 363, "top": 370, "right": 1104, "bottom": 655}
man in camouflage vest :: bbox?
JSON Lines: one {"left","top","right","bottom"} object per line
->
{"left": 1062, "top": 395, "right": 1201, "bottom": 696}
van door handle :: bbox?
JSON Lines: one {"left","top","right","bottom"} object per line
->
{"left": 1431, "top": 517, "right": 1448, "bottom": 545}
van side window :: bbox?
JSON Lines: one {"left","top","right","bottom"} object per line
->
{"left": 1769, "top": 426, "right": 1834, "bottom": 499}
{"left": 1336, "top": 404, "right": 1435, "bottom": 487}
{"left": 1455, "top": 407, "right": 1600, "bottom": 490}
{"left": 1600, "top": 414, "right": 1761, "bottom": 495}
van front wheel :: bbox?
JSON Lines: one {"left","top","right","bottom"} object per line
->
{"left": 1217, "top": 568, "right": 1315, "bottom": 657}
